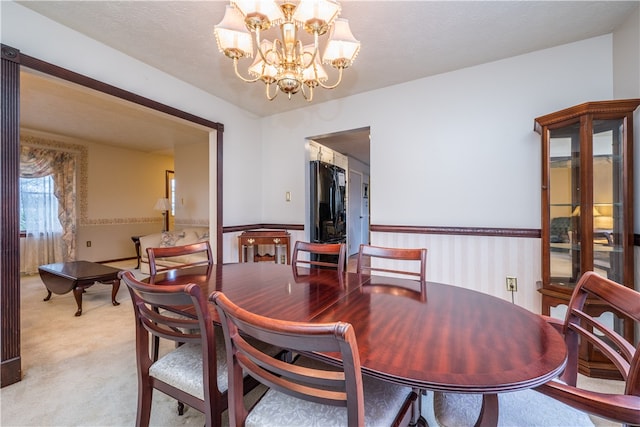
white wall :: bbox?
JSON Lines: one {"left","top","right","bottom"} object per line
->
{"left": 257, "top": 35, "right": 615, "bottom": 313}
{"left": 612, "top": 5, "right": 640, "bottom": 305}
{"left": 259, "top": 35, "right": 613, "bottom": 228}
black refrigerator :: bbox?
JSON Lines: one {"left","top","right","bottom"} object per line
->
{"left": 309, "top": 160, "right": 346, "bottom": 245}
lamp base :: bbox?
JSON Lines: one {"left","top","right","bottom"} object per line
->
{"left": 161, "top": 212, "right": 168, "bottom": 232}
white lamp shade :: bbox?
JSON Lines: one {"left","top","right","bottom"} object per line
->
{"left": 323, "top": 18, "right": 360, "bottom": 66}
{"left": 231, "top": 0, "right": 284, "bottom": 24}
{"left": 293, "top": 0, "right": 340, "bottom": 28}
{"left": 214, "top": 5, "right": 253, "bottom": 57}
{"left": 249, "top": 39, "right": 279, "bottom": 80}
{"left": 302, "top": 44, "right": 328, "bottom": 82}
{"left": 154, "top": 198, "right": 172, "bottom": 211}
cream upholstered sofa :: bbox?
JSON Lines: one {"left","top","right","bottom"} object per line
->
{"left": 139, "top": 227, "right": 210, "bottom": 274}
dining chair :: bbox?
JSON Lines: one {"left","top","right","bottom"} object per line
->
{"left": 433, "top": 271, "right": 640, "bottom": 426}
{"left": 120, "top": 270, "right": 229, "bottom": 427}
{"left": 146, "top": 241, "right": 214, "bottom": 367}
{"left": 210, "top": 290, "right": 418, "bottom": 427}
{"left": 146, "top": 241, "right": 213, "bottom": 275}
{"left": 356, "top": 244, "right": 427, "bottom": 282}
{"left": 291, "top": 241, "right": 346, "bottom": 275}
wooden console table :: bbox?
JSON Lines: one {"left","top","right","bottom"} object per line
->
{"left": 238, "top": 230, "right": 290, "bottom": 264}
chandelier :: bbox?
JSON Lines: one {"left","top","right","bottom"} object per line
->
{"left": 214, "top": 1, "right": 360, "bottom": 101}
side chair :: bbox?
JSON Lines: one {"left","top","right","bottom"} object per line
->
{"left": 291, "top": 241, "right": 346, "bottom": 275}
{"left": 146, "top": 241, "right": 213, "bottom": 276}
{"left": 433, "top": 271, "right": 640, "bottom": 426}
{"left": 146, "top": 241, "right": 214, "bottom": 367}
{"left": 210, "top": 290, "right": 417, "bottom": 427}
{"left": 120, "top": 270, "right": 265, "bottom": 427}
{"left": 356, "top": 243, "right": 427, "bottom": 283}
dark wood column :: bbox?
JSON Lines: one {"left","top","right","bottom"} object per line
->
{"left": 1, "top": 44, "right": 22, "bottom": 387}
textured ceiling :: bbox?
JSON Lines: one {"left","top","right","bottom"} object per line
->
{"left": 14, "top": 1, "right": 638, "bottom": 160}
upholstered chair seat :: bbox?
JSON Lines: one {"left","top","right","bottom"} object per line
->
{"left": 432, "top": 387, "right": 594, "bottom": 427}
{"left": 245, "top": 356, "right": 413, "bottom": 427}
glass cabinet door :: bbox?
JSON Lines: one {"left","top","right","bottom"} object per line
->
{"left": 592, "top": 119, "right": 625, "bottom": 284}
{"left": 548, "top": 123, "right": 580, "bottom": 286}
{"left": 547, "top": 118, "right": 627, "bottom": 286}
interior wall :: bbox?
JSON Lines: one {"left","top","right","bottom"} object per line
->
{"left": 612, "top": 4, "right": 640, "bottom": 238}
{"left": 20, "top": 130, "right": 173, "bottom": 262}
{"left": 257, "top": 35, "right": 615, "bottom": 312}
{"left": 1, "top": 1, "right": 265, "bottom": 232}
{"left": 259, "top": 35, "right": 613, "bottom": 228}
{"left": 174, "top": 140, "right": 209, "bottom": 229}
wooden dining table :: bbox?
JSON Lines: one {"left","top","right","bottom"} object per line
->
{"left": 148, "top": 262, "right": 567, "bottom": 427}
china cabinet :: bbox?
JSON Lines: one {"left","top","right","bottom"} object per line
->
{"left": 535, "top": 99, "right": 640, "bottom": 379}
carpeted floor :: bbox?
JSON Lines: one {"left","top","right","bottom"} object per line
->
{"left": 0, "top": 259, "right": 625, "bottom": 426}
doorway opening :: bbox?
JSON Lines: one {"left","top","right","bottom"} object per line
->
{"left": 306, "top": 127, "right": 370, "bottom": 257}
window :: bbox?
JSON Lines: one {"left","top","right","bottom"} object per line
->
{"left": 19, "top": 175, "right": 62, "bottom": 233}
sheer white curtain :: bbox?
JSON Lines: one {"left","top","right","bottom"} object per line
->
{"left": 20, "top": 176, "right": 64, "bottom": 274}
{"left": 20, "top": 146, "right": 77, "bottom": 274}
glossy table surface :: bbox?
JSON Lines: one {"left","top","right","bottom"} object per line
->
{"left": 149, "top": 263, "right": 566, "bottom": 391}
{"left": 149, "top": 262, "right": 567, "bottom": 424}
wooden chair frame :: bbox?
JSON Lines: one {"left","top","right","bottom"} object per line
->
{"left": 536, "top": 271, "right": 640, "bottom": 426}
{"left": 146, "top": 241, "right": 213, "bottom": 276}
{"left": 120, "top": 270, "right": 223, "bottom": 427}
{"left": 210, "top": 291, "right": 415, "bottom": 427}
{"left": 292, "top": 241, "right": 346, "bottom": 275}
{"left": 356, "top": 244, "right": 427, "bottom": 282}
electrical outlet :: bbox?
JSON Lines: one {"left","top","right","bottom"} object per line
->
{"left": 86, "top": 241, "right": 92, "bottom": 248}
{"left": 285, "top": 191, "right": 291, "bottom": 202}
{"left": 506, "top": 276, "right": 517, "bottom": 292}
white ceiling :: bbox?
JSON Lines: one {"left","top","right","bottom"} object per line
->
{"left": 16, "top": 1, "right": 638, "bottom": 161}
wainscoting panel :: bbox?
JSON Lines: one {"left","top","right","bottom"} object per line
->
{"left": 371, "top": 232, "right": 542, "bottom": 313}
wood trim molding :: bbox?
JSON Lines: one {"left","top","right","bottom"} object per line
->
{"left": 19, "top": 52, "right": 223, "bottom": 132}
{"left": 1, "top": 44, "right": 22, "bottom": 387}
{"left": 370, "top": 224, "right": 541, "bottom": 238}
{"left": 223, "top": 223, "right": 304, "bottom": 233}
{"left": 223, "top": 224, "right": 542, "bottom": 239}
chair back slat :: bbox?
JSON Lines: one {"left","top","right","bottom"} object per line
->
{"left": 292, "top": 241, "right": 346, "bottom": 275}
{"left": 356, "top": 244, "right": 427, "bottom": 281}
{"left": 563, "top": 272, "right": 640, "bottom": 390}
{"left": 120, "top": 271, "right": 213, "bottom": 349}
{"left": 147, "top": 241, "right": 213, "bottom": 275}
{"left": 536, "top": 271, "right": 640, "bottom": 425}
{"left": 210, "top": 291, "right": 365, "bottom": 426}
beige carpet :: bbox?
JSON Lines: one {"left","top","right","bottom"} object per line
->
{"left": 0, "top": 259, "right": 626, "bottom": 426}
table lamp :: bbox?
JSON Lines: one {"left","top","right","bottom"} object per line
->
{"left": 154, "top": 197, "right": 171, "bottom": 232}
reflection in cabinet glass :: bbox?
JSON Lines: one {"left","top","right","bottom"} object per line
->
{"left": 535, "top": 99, "right": 639, "bottom": 379}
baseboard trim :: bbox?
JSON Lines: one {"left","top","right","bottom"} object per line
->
{"left": 1, "top": 357, "right": 22, "bottom": 388}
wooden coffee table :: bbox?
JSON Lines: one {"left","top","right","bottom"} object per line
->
{"left": 38, "top": 261, "right": 121, "bottom": 316}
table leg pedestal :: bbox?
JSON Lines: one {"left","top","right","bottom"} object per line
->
{"left": 475, "top": 394, "right": 498, "bottom": 427}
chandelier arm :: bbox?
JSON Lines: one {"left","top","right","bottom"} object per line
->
{"left": 300, "top": 84, "right": 313, "bottom": 102}
{"left": 265, "top": 81, "right": 279, "bottom": 101}
{"left": 254, "top": 28, "right": 270, "bottom": 65}
{"left": 232, "top": 57, "right": 262, "bottom": 83}
{"left": 316, "top": 66, "right": 344, "bottom": 90}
